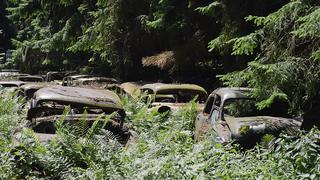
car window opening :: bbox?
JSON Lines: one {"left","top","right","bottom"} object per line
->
{"left": 223, "top": 99, "right": 290, "bottom": 118}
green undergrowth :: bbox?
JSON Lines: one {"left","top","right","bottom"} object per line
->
{"left": 0, "top": 92, "right": 319, "bottom": 179}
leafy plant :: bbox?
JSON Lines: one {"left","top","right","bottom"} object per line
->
{"left": 0, "top": 92, "right": 319, "bottom": 178}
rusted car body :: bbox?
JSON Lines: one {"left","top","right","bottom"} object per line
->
{"left": 0, "top": 71, "right": 43, "bottom": 82}
{"left": 18, "top": 75, "right": 43, "bottom": 82}
{"left": 27, "top": 86, "right": 132, "bottom": 144}
{"left": 17, "top": 83, "right": 55, "bottom": 100}
{"left": 74, "top": 77, "right": 119, "bottom": 89}
{"left": 62, "top": 74, "right": 94, "bottom": 86}
{"left": 140, "top": 83, "right": 207, "bottom": 113}
{"left": 62, "top": 74, "right": 119, "bottom": 89}
{"left": 194, "top": 88, "right": 302, "bottom": 147}
{"left": 108, "top": 81, "right": 150, "bottom": 98}
{"left": 0, "top": 69, "right": 20, "bottom": 79}
{"left": 0, "top": 81, "right": 26, "bottom": 88}
{"left": 45, "top": 71, "right": 76, "bottom": 83}
{"left": 0, "top": 72, "right": 29, "bottom": 80}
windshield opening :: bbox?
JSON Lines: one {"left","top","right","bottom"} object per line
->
{"left": 155, "top": 91, "right": 206, "bottom": 103}
{"left": 223, "top": 98, "right": 290, "bottom": 118}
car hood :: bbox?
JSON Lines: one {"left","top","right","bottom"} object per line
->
{"left": 225, "top": 116, "right": 302, "bottom": 137}
{"left": 33, "top": 86, "right": 123, "bottom": 110}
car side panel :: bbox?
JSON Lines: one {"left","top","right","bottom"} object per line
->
{"left": 212, "top": 121, "right": 232, "bottom": 143}
{"left": 194, "top": 113, "right": 211, "bottom": 141}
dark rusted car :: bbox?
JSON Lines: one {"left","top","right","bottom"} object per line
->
{"left": 62, "top": 75, "right": 119, "bottom": 89}
{"left": 0, "top": 69, "right": 20, "bottom": 79}
{"left": 140, "top": 83, "right": 207, "bottom": 113}
{"left": 0, "top": 72, "right": 29, "bottom": 80}
{"left": 27, "top": 86, "right": 134, "bottom": 144}
{"left": 61, "top": 74, "right": 94, "bottom": 86}
{"left": 45, "top": 71, "right": 76, "bottom": 83}
{"left": 18, "top": 75, "right": 43, "bottom": 82}
{"left": 0, "top": 81, "right": 26, "bottom": 88}
{"left": 17, "top": 82, "right": 55, "bottom": 100}
{"left": 194, "top": 88, "right": 302, "bottom": 147}
{"left": 74, "top": 77, "right": 119, "bottom": 88}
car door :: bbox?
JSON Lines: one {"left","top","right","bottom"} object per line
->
{"left": 211, "top": 96, "right": 232, "bottom": 143}
{"left": 194, "top": 95, "right": 214, "bottom": 140}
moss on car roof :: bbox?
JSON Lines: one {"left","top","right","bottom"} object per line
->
{"left": 33, "top": 86, "right": 123, "bottom": 110}
{"left": 119, "top": 82, "right": 147, "bottom": 97}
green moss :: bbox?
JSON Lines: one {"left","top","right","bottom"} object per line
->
{"left": 239, "top": 125, "right": 250, "bottom": 135}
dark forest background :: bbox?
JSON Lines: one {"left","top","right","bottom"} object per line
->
{"left": 0, "top": 0, "right": 319, "bottom": 120}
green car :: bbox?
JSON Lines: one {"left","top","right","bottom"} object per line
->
{"left": 194, "top": 87, "right": 302, "bottom": 148}
{"left": 141, "top": 83, "right": 208, "bottom": 113}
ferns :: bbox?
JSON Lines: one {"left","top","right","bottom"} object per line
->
{"left": 0, "top": 91, "right": 320, "bottom": 178}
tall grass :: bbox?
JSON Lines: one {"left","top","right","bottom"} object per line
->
{"left": 0, "top": 93, "right": 319, "bottom": 179}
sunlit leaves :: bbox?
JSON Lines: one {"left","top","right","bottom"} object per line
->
{"left": 228, "top": 32, "right": 258, "bottom": 56}
{"left": 292, "top": 8, "right": 320, "bottom": 38}
{"left": 195, "top": 1, "right": 221, "bottom": 16}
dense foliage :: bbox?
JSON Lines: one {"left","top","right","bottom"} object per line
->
{"left": 0, "top": 91, "right": 319, "bottom": 178}
{"left": 4, "top": 0, "right": 289, "bottom": 80}
{"left": 0, "top": 0, "right": 319, "bottom": 178}
{"left": 5, "top": 0, "right": 217, "bottom": 79}
{"left": 0, "top": 0, "right": 13, "bottom": 50}
{"left": 216, "top": 0, "right": 320, "bottom": 115}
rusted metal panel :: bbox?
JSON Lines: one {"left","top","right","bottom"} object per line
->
{"left": 194, "top": 87, "right": 302, "bottom": 146}
{"left": 0, "top": 81, "right": 26, "bottom": 87}
{"left": 32, "top": 86, "right": 123, "bottom": 110}
{"left": 18, "top": 75, "right": 43, "bottom": 82}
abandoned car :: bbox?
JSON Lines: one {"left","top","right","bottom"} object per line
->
{"left": 45, "top": 71, "right": 76, "bottom": 83}
{"left": 73, "top": 77, "right": 119, "bottom": 89}
{"left": 62, "top": 74, "right": 94, "bottom": 86}
{"left": 140, "top": 83, "right": 207, "bottom": 113}
{"left": 18, "top": 75, "right": 43, "bottom": 82}
{"left": 194, "top": 88, "right": 302, "bottom": 147}
{"left": 17, "top": 82, "right": 55, "bottom": 100}
{"left": 0, "top": 81, "right": 26, "bottom": 88}
{"left": 108, "top": 81, "right": 151, "bottom": 98}
{"left": 26, "top": 86, "right": 132, "bottom": 144}
{"left": 0, "top": 69, "right": 20, "bottom": 79}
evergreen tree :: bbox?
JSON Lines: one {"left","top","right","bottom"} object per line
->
{"left": 0, "top": 0, "right": 14, "bottom": 50}
{"left": 217, "top": 0, "right": 320, "bottom": 121}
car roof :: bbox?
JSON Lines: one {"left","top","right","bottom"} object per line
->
{"left": 141, "top": 83, "right": 207, "bottom": 94}
{"left": 19, "top": 75, "right": 42, "bottom": 78}
{"left": 20, "top": 82, "right": 55, "bottom": 91}
{"left": 75, "top": 77, "right": 118, "bottom": 83}
{"left": 0, "top": 69, "right": 20, "bottom": 72}
{"left": 210, "top": 87, "right": 253, "bottom": 102}
{"left": 19, "top": 75, "right": 43, "bottom": 81}
{"left": 66, "top": 74, "right": 93, "bottom": 79}
{"left": 0, "top": 81, "right": 26, "bottom": 87}
{"left": 33, "top": 86, "right": 123, "bottom": 110}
